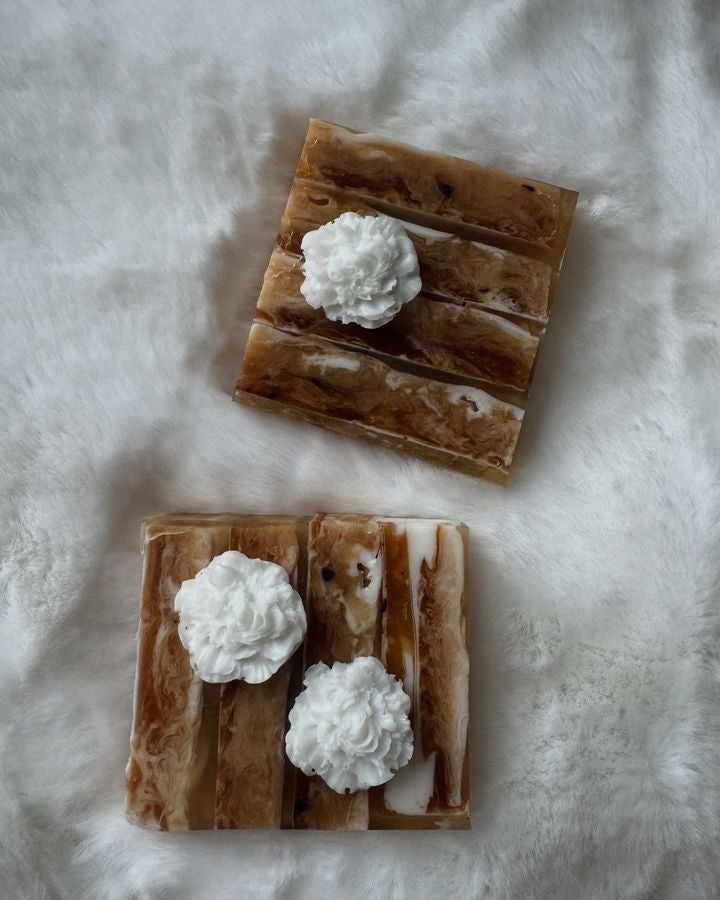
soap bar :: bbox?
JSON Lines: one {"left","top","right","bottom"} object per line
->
{"left": 125, "top": 516, "right": 306, "bottom": 831}
{"left": 214, "top": 521, "right": 305, "bottom": 829}
{"left": 279, "top": 182, "right": 554, "bottom": 321}
{"left": 235, "top": 120, "right": 577, "bottom": 482}
{"left": 295, "top": 120, "right": 576, "bottom": 264}
{"left": 237, "top": 323, "right": 523, "bottom": 483}
{"left": 257, "top": 248, "right": 542, "bottom": 393}
{"left": 125, "top": 522, "right": 228, "bottom": 830}
{"left": 293, "top": 515, "right": 383, "bottom": 830}
{"left": 371, "top": 519, "right": 469, "bottom": 826}
{"left": 125, "top": 513, "right": 470, "bottom": 831}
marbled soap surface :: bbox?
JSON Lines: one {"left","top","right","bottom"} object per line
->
{"left": 237, "top": 324, "right": 523, "bottom": 483}
{"left": 235, "top": 120, "right": 577, "bottom": 483}
{"left": 296, "top": 121, "right": 574, "bottom": 262}
{"left": 126, "top": 514, "right": 470, "bottom": 831}
{"left": 258, "top": 248, "right": 542, "bottom": 394}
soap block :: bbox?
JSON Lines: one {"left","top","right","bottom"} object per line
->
{"left": 125, "top": 515, "right": 306, "bottom": 830}
{"left": 293, "top": 515, "right": 383, "bottom": 830}
{"left": 235, "top": 120, "right": 577, "bottom": 482}
{"left": 239, "top": 323, "right": 523, "bottom": 482}
{"left": 125, "top": 513, "right": 470, "bottom": 831}
{"left": 257, "top": 248, "right": 542, "bottom": 393}
{"left": 371, "top": 518, "right": 469, "bottom": 826}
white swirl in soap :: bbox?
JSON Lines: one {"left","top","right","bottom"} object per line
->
{"left": 174, "top": 551, "right": 306, "bottom": 684}
{"left": 300, "top": 212, "right": 422, "bottom": 329}
{"left": 285, "top": 656, "right": 413, "bottom": 793}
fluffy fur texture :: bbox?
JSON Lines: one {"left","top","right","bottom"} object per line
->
{"left": 1, "top": 1, "right": 719, "bottom": 898}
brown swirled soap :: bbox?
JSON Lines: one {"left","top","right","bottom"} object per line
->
{"left": 234, "top": 120, "right": 578, "bottom": 483}
{"left": 125, "top": 513, "right": 470, "bottom": 831}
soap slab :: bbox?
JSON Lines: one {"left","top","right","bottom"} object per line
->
{"left": 234, "top": 120, "right": 577, "bottom": 483}
{"left": 239, "top": 323, "right": 523, "bottom": 481}
{"left": 257, "top": 248, "right": 542, "bottom": 393}
{"left": 125, "top": 513, "right": 470, "bottom": 831}
{"left": 279, "top": 182, "right": 554, "bottom": 321}
{"left": 295, "top": 120, "right": 575, "bottom": 264}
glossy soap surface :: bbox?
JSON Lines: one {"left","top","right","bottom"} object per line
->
{"left": 235, "top": 120, "right": 578, "bottom": 482}
{"left": 125, "top": 513, "right": 470, "bottom": 831}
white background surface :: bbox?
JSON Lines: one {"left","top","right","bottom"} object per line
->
{"left": 2, "top": 1, "right": 719, "bottom": 898}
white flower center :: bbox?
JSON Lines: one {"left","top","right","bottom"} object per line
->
{"left": 174, "top": 551, "right": 307, "bottom": 684}
{"left": 285, "top": 656, "right": 413, "bottom": 794}
{"left": 300, "top": 212, "right": 422, "bottom": 329}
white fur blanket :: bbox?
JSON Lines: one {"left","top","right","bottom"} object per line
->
{"left": 2, "top": 1, "right": 719, "bottom": 898}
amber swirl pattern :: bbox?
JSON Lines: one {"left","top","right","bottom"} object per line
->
{"left": 279, "top": 181, "right": 554, "bottom": 321}
{"left": 295, "top": 120, "right": 575, "bottom": 262}
{"left": 125, "top": 513, "right": 470, "bottom": 831}
{"left": 258, "top": 248, "right": 542, "bottom": 394}
{"left": 239, "top": 323, "right": 523, "bottom": 482}
{"left": 234, "top": 120, "right": 577, "bottom": 483}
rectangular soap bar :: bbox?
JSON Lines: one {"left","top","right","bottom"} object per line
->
{"left": 236, "top": 323, "right": 523, "bottom": 483}
{"left": 280, "top": 181, "right": 554, "bottom": 321}
{"left": 371, "top": 519, "right": 469, "bottom": 827}
{"left": 213, "top": 521, "right": 306, "bottom": 829}
{"left": 293, "top": 515, "right": 383, "bottom": 830}
{"left": 234, "top": 120, "right": 577, "bottom": 482}
{"left": 126, "top": 516, "right": 306, "bottom": 831}
{"left": 295, "top": 120, "right": 576, "bottom": 265}
{"left": 125, "top": 522, "right": 229, "bottom": 830}
{"left": 257, "top": 248, "right": 542, "bottom": 393}
{"left": 126, "top": 513, "right": 471, "bottom": 831}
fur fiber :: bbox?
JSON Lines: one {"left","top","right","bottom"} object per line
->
{"left": 1, "top": 1, "right": 719, "bottom": 898}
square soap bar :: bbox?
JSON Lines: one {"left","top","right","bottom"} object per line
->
{"left": 235, "top": 120, "right": 578, "bottom": 483}
{"left": 126, "top": 513, "right": 470, "bottom": 831}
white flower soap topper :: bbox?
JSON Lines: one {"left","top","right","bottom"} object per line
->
{"left": 300, "top": 211, "right": 422, "bottom": 329}
{"left": 174, "top": 551, "right": 307, "bottom": 684}
{"left": 285, "top": 656, "right": 414, "bottom": 794}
